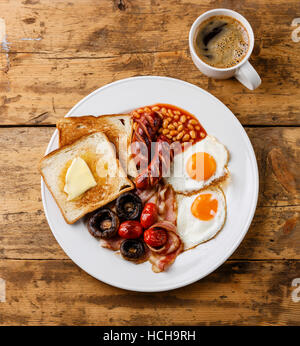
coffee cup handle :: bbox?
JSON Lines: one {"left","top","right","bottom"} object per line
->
{"left": 234, "top": 61, "right": 261, "bottom": 90}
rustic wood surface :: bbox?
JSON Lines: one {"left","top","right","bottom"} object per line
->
{"left": 0, "top": 0, "right": 299, "bottom": 326}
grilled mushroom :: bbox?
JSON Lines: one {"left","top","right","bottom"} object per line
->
{"left": 116, "top": 192, "right": 142, "bottom": 220}
{"left": 88, "top": 208, "right": 119, "bottom": 239}
{"left": 120, "top": 239, "right": 146, "bottom": 261}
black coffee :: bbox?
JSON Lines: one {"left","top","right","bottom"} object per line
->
{"left": 194, "top": 15, "right": 249, "bottom": 68}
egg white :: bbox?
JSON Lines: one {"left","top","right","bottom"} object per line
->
{"left": 165, "top": 135, "right": 228, "bottom": 193}
{"left": 176, "top": 187, "right": 226, "bottom": 250}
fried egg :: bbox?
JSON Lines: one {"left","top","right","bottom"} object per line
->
{"left": 176, "top": 187, "right": 226, "bottom": 250}
{"left": 165, "top": 135, "right": 228, "bottom": 193}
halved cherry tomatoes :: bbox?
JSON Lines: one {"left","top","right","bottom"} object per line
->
{"left": 118, "top": 221, "right": 143, "bottom": 239}
{"left": 144, "top": 228, "right": 167, "bottom": 248}
{"left": 140, "top": 203, "right": 158, "bottom": 229}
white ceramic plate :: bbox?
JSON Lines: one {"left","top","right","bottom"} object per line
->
{"left": 41, "top": 76, "right": 258, "bottom": 292}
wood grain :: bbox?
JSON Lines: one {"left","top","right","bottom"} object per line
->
{"left": 0, "top": 0, "right": 298, "bottom": 57}
{"left": 246, "top": 128, "right": 299, "bottom": 207}
{"left": 0, "top": 127, "right": 298, "bottom": 261}
{"left": 0, "top": 53, "right": 299, "bottom": 126}
{"left": 0, "top": 0, "right": 299, "bottom": 125}
{"left": 1, "top": 204, "right": 298, "bottom": 261}
{"left": 0, "top": 0, "right": 299, "bottom": 326}
{"left": 0, "top": 259, "right": 298, "bottom": 325}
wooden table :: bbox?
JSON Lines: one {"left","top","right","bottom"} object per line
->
{"left": 0, "top": 0, "right": 299, "bottom": 326}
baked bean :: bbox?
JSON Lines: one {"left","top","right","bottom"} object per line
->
{"left": 180, "top": 115, "right": 187, "bottom": 123}
{"left": 178, "top": 124, "right": 183, "bottom": 132}
{"left": 163, "top": 119, "right": 169, "bottom": 128}
{"left": 177, "top": 132, "right": 184, "bottom": 140}
{"left": 183, "top": 134, "right": 190, "bottom": 141}
{"left": 134, "top": 104, "right": 206, "bottom": 145}
{"left": 152, "top": 106, "right": 160, "bottom": 111}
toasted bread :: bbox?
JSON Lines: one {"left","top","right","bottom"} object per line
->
{"left": 40, "top": 132, "right": 134, "bottom": 224}
{"left": 57, "top": 115, "right": 138, "bottom": 178}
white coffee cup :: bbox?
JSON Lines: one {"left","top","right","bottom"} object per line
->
{"left": 189, "top": 8, "right": 261, "bottom": 90}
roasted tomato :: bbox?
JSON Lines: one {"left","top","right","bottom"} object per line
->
{"left": 118, "top": 221, "right": 143, "bottom": 239}
{"left": 140, "top": 203, "right": 158, "bottom": 229}
{"left": 144, "top": 228, "right": 167, "bottom": 248}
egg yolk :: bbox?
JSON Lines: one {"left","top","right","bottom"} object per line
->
{"left": 191, "top": 193, "right": 218, "bottom": 221}
{"left": 186, "top": 152, "right": 217, "bottom": 181}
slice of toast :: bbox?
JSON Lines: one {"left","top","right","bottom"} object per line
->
{"left": 57, "top": 115, "right": 138, "bottom": 178}
{"left": 40, "top": 132, "right": 134, "bottom": 224}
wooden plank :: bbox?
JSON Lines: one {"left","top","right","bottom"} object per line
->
{"left": 0, "top": 0, "right": 298, "bottom": 57}
{"left": 232, "top": 205, "right": 299, "bottom": 260}
{"left": 1, "top": 204, "right": 298, "bottom": 260}
{"left": 0, "top": 0, "right": 298, "bottom": 328}
{"left": 0, "top": 127, "right": 297, "bottom": 209}
{"left": 0, "top": 259, "right": 298, "bottom": 325}
{"left": 0, "top": 0, "right": 299, "bottom": 125}
{"left": 0, "top": 126, "right": 299, "bottom": 260}
{"left": 246, "top": 128, "right": 299, "bottom": 207}
{"left": 0, "top": 52, "right": 299, "bottom": 125}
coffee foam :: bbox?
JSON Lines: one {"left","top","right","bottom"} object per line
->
{"left": 194, "top": 15, "right": 249, "bottom": 68}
